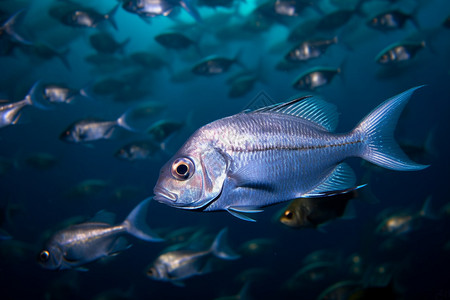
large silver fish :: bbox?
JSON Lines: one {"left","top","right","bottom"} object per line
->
{"left": 153, "top": 87, "right": 428, "bottom": 221}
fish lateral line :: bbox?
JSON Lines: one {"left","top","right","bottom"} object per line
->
{"left": 228, "top": 139, "right": 365, "bottom": 153}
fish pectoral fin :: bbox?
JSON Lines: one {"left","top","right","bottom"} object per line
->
{"left": 74, "top": 266, "right": 89, "bottom": 272}
{"left": 108, "top": 237, "right": 132, "bottom": 256}
{"left": 171, "top": 280, "right": 186, "bottom": 287}
{"left": 303, "top": 163, "right": 359, "bottom": 198}
{"left": 227, "top": 206, "right": 264, "bottom": 222}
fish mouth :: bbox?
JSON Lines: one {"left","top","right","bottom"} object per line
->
{"left": 153, "top": 187, "right": 178, "bottom": 203}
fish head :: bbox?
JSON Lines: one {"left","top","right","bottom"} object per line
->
{"left": 37, "top": 244, "right": 63, "bottom": 270}
{"left": 59, "top": 127, "right": 78, "bottom": 143}
{"left": 154, "top": 139, "right": 229, "bottom": 210}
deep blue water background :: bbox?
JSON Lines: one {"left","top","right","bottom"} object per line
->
{"left": 1, "top": 0, "right": 450, "bottom": 299}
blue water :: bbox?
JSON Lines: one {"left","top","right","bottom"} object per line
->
{"left": 1, "top": 0, "right": 450, "bottom": 299}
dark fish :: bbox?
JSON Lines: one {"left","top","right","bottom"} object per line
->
{"left": 154, "top": 32, "right": 196, "bottom": 50}
{"left": 367, "top": 9, "right": 419, "bottom": 31}
{"left": 24, "top": 152, "right": 58, "bottom": 170}
{"left": 59, "top": 110, "right": 136, "bottom": 143}
{"left": 147, "top": 119, "right": 184, "bottom": 144}
{"left": 122, "top": 0, "right": 201, "bottom": 22}
{"left": 130, "top": 52, "right": 169, "bottom": 70}
{"left": 146, "top": 228, "right": 239, "bottom": 286}
{"left": 89, "top": 32, "right": 130, "bottom": 54}
{"left": 279, "top": 190, "right": 358, "bottom": 229}
{"left": 60, "top": 4, "right": 119, "bottom": 30}
{"left": 21, "top": 42, "right": 71, "bottom": 70}
{"left": 115, "top": 140, "right": 162, "bottom": 161}
{"left": 38, "top": 198, "right": 162, "bottom": 270}
{"left": 375, "top": 41, "right": 425, "bottom": 65}
{"left": 192, "top": 54, "right": 244, "bottom": 76}
{"left": 292, "top": 66, "right": 340, "bottom": 90}
{"left": 284, "top": 261, "right": 337, "bottom": 290}
{"left": 317, "top": 280, "right": 361, "bottom": 300}
{"left": 285, "top": 37, "right": 338, "bottom": 62}
{"left": 443, "top": 15, "right": 450, "bottom": 28}
{"left": 66, "top": 179, "right": 109, "bottom": 199}
{"left": 153, "top": 87, "right": 427, "bottom": 221}
{"left": 197, "top": 0, "right": 239, "bottom": 9}
{"left": 316, "top": 9, "right": 355, "bottom": 31}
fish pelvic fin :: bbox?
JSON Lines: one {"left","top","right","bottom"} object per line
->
{"left": 354, "top": 86, "right": 429, "bottom": 171}
{"left": 210, "top": 228, "right": 240, "bottom": 260}
{"left": 123, "top": 197, "right": 164, "bottom": 242}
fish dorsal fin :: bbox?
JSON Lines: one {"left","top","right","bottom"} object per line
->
{"left": 251, "top": 95, "right": 339, "bottom": 132}
{"left": 90, "top": 210, "right": 116, "bottom": 225}
{"left": 303, "top": 163, "right": 356, "bottom": 197}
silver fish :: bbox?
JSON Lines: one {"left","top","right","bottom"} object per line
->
{"left": 42, "top": 83, "right": 88, "bottom": 104}
{"left": 122, "top": 0, "right": 201, "bottom": 22}
{"left": 0, "top": 81, "right": 44, "bottom": 128}
{"left": 376, "top": 41, "right": 426, "bottom": 65}
{"left": 146, "top": 228, "right": 239, "bottom": 286}
{"left": 61, "top": 4, "right": 119, "bottom": 30}
{"left": 285, "top": 37, "right": 338, "bottom": 62}
{"left": 292, "top": 66, "right": 340, "bottom": 90}
{"left": 153, "top": 86, "right": 428, "bottom": 221}
{"left": 60, "top": 111, "right": 135, "bottom": 143}
{"left": 38, "top": 198, "right": 162, "bottom": 270}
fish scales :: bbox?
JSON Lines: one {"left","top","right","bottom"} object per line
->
{"left": 194, "top": 113, "right": 364, "bottom": 209}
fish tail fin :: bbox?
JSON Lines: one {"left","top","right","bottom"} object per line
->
{"left": 1, "top": 9, "right": 32, "bottom": 45}
{"left": 418, "top": 195, "right": 438, "bottom": 220}
{"left": 119, "top": 38, "right": 131, "bottom": 55}
{"left": 105, "top": 4, "right": 119, "bottom": 30}
{"left": 180, "top": 0, "right": 202, "bottom": 22}
{"left": 123, "top": 197, "right": 164, "bottom": 242}
{"left": 117, "top": 108, "right": 139, "bottom": 132}
{"left": 25, "top": 81, "right": 53, "bottom": 110}
{"left": 58, "top": 48, "right": 71, "bottom": 70}
{"left": 354, "top": 86, "right": 429, "bottom": 171}
{"left": 210, "top": 228, "right": 240, "bottom": 260}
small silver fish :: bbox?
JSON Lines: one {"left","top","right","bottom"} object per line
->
{"left": 59, "top": 111, "right": 135, "bottom": 143}
{"left": 285, "top": 37, "right": 338, "bottom": 62}
{"left": 376, "top": 196, "right": 435, "bottom": 236}
{"left": 42, "top": 83, "right": 88, "bottom": 104}
{"left": 153, "top": 86, "right": 428, "bottom": 221}
{"left": 61, "top": 4, "right": 119, "bottom": 30}
{"left": 376, "top": 41, "right": 425, "bottom": 65}
{"left": 146, "top": 228, "right": 239, "bottom": 286}
{"left": 38, "top": 198, "right": 162, "bottom": 270}
{"left": 122, "top": 0, "right": 201, "bottom": 21}
{"left": 292, "top": 66, "right": 340, "bottom": 90}
{"left": 367, "top": 10, "right": 418, "bottom": 31}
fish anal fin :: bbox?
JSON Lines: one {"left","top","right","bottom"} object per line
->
{"left": 304, "top": 163, "right": 357, "bottom": 197}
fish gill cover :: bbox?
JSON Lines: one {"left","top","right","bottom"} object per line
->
{"left": 0, "top": 0, "right": 449, "bottom": 299}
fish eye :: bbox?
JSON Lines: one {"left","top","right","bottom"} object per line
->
{"left": 39, "top": 250, "right": 50, "bottom": 262}
{"left": 171, "top": 157, "right": 195, "bottom": 180}
{"left": 146, "top": 269, "right": 153, "bottom": 276}
{"left": 284, "top": 210, "right": 293, "bottom": 219}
